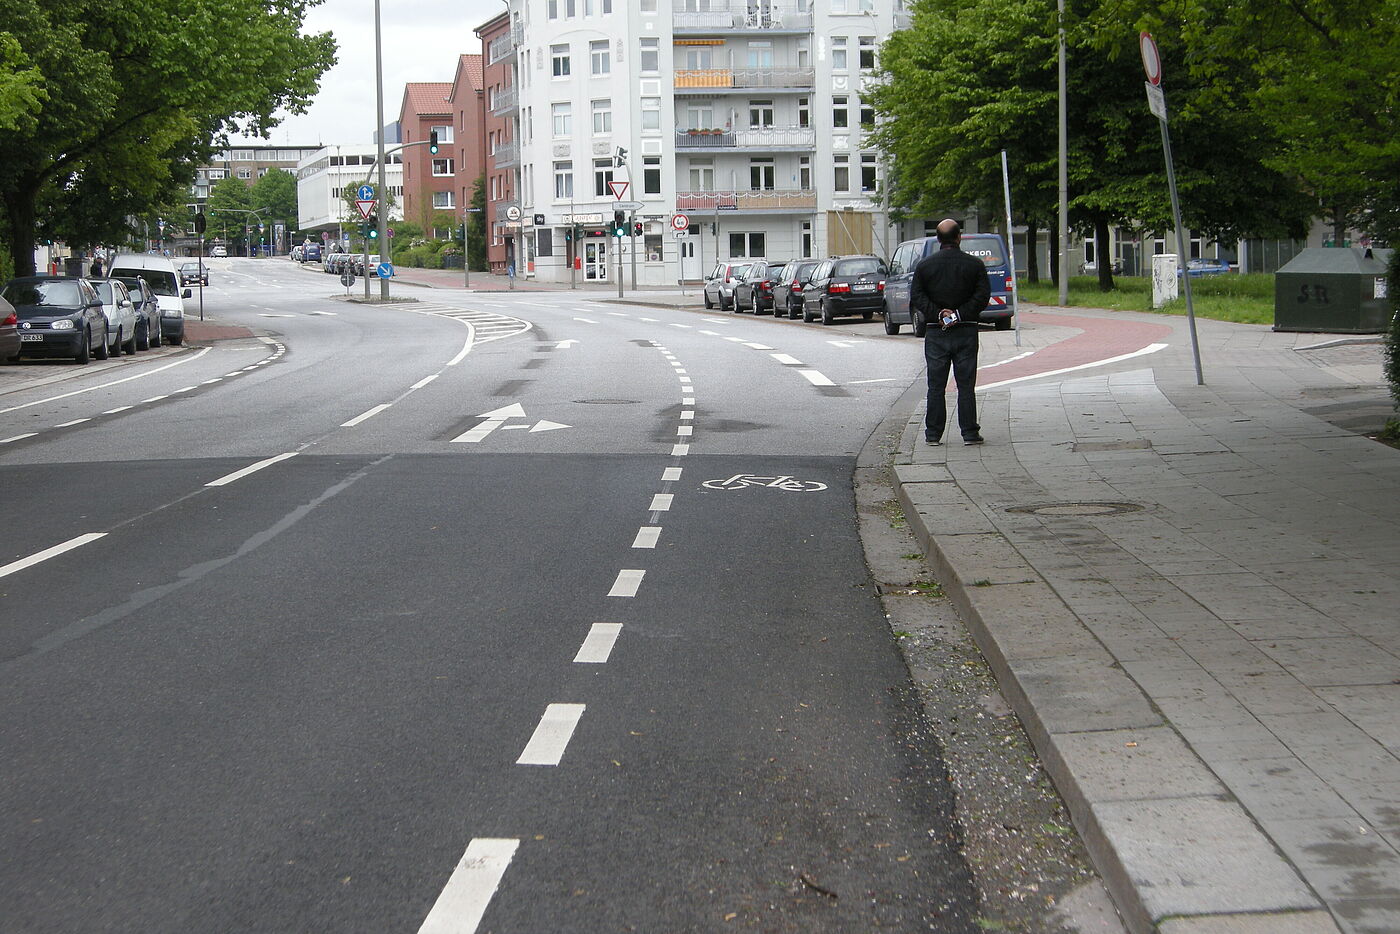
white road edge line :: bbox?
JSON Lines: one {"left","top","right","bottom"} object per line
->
{"left": 206, "top": 452, "right": 298, "bottom": 488}
{"left": 608, "top": 569, "right": 646, "bottom": 597}
{"left": 416, "top": 838, "right": 520, "bottom": 934}
{"left": 978, "top": 343, "right": 1169, "bottom": 392}
{"left": 0, "top": 533, "right": 108, "bottom": 579}
{"left": 1, "top": 433, "right": 37, "bottom": 444}
{"left": 411, "top": 374, "right": 439, "bottom": 390}
{"left": 0, "top": 346, "right": 213, "bottom": 416}
{"left": 342, "top": 404, "right": 391, "bottom": 427}
{"left": 574, "top": 623, "right": 623, "bottom": 663}
{"left": 516, "top": 703, "right": 586, "bottom": 766}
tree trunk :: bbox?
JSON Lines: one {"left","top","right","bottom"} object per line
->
{"left": 1095, "top": 216, "right": 1114, "bottom": 291}
{"left": 1048, "top": 224, "right": 1060, "bottom": 289}
{"left": 4, "top": 181, "right": 40, "bottom": 278}
{"left": 1025, "top": 222, "right": 1040, "bottom": 284}
{"left": 1332, "top": 208, "right": 1346, "bottom": 246}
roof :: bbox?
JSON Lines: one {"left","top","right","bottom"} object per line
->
{"left": 455, "top": 54, "right": 483, "bottom": 95}
{"left": 401, "top": 82, "right": 453, "bottom": 118}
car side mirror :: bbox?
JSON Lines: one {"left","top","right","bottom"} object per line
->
{"left": 182, "top": 289, "right": 193, "bottom": 299}
{"left": 121, "top": 299, "right": 132, "bottom": 307}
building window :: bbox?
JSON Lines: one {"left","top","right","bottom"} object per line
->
{"left": 547, "top": 0, "right": 558, "bottom": 18}
{"left": 861, "top": 152, "right": 878, "bottom": 191}
{"left": 643, "top": 156, "right": 661, "bottom": 194}
{"left": 591, "top": 99, "right": 612, "bottom": 134}
{"left": 236, "top": 168, "right": 252, "bottom": 179}
{"left": 552, "top": 102, "right": 571, "bottom": 136}
{"left": 491, "top": 175, "right": 500, "bottom": 200}
{"left": 688, "top": 157, "right": 714, "bottom": 190}
{"left": 593, "top": 158, "right": 615, "bottom": 197}
{"left": 748, "top": 100, "right": 774, "bottom": 128}
{"left": 750, "top": 158, "right": 775, "bottom": 190}
{"left": 832, "top": 0, "right": 848, "bottom": 11}
{"left": 551, "top": 44, "right": 571, "bottom": 77}
{"left": 554, "top": 161, "right": 573, "bottom": 198}
{"left": 833, "top": 95, "right": 848, "bottom": 128}
{"left": 642, "top": 98, "right": 660, "bottom": 131}
{"left": 684, "top": 47, "right": 713, "bottom": 69}
{"left": 207, "top": 169, "right": 226, "bottom": 180}
{"left": 685, "top": 103, "right": 714, "bottom": 128}
{"left": 797, "top": 38, "right": 810, "bottom": 68}
{"left": 831, "top": 36, "right": 848, "bottom": 70}
{"left": 729, "top": 232, "right": 765, "bottom": 258}
{"left": 860, "top": 102, "right": 875, "bottom": 127}
{"left": 798, "top": 97, "right": 810, "bottom": 127}
{"left": 746, "top": 41, "right": 773, "bottom": 68}
{"left": 431, "top": 124, "right": 454, "bottom": 143}
{"left": 432, "top": 158, "right": 454, "bottom": 176}
{"left": 590, "top": 40, "right": 610, "bottom": 75}
{"left": 639, "top": 38, "right": 659, "bottom": 73}
{"left": 433, "top": 191, "right": 456, "bottom": 209}
{"left": 232, "top": 149, "right": 255, "bottom": 161}
{"left": 799, "top": 156, "right": 811, "bottom": 189}
{"left": 859, "top": 36, "right": 876, "bottom": 69}
{"left": 565, "top": 0, "right": 576, "bottom": 15}
{"left": 640, "top": 0, "right": 657, "bottom": 11}
{"left": 834, "top": 154, "right": 850, "bottom": 191}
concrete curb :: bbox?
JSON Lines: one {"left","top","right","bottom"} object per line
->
{"left": 890, "top": 405, "right": 1339, "bottom": 934}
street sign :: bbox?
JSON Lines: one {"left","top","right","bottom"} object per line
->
{"left": 613, "top": 200, "right": 645, "bottom": 211}
{"left": 674, "top": 230, "right": 689, "bottom": 238}
{"left": 534, "top": 213, "right": 546, "bottom": 224}
{"left": 322, "top": 232, "right": 330, "bottom": 241}
{"left": 387, "top": 228, "right": 394, "bottom": 238}
{"left": 1145, "top": 82, "right": 1167, "bottom": 121}
{"left": 377, "top": 262, "right": 394, "bottom": 279}
{"left": 608, "top": 180, "right": 630, "bottom": 200}
{"left": 340, "top": 270, "right": 356, "bottom": 287}
{"left": 671, "top": 213, "right": 690, "bottom": 231}
{"left": 357, "top": 184, "right": 375, "bottom": 201}
{"left": 355, "top": 199, "right": 376, "bottom": 219}
{"left": 1139, "top": 32, "right": 1162, "bottom": 86}
{"left": 505, "top": 205, "right": 522, "bottom": 221}
{"left": 563, "top": 212, "right": 603, "bottom": 225}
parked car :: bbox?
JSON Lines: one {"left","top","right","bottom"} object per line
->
{"left": 883, "top": 233, "right": 1016, "bottom": 335}
{"left": 771, "top": 259, "right": 822, "bottom": 319}
{"left": 733, "top": 260, "right": 793, "bottom": 314}
{"left": 702, "top": 261, "right": 750, "bottom": 310}
{"left": 1079, "top": 259, "right": 1123, "bottom": 275}
{"left": 324, "top": 251, "right": 348, "bottom": 274}
{"left": 110, "top": 275, "right": 161, "bottom": 349}
{"left": 1181, "top": 257, "right": 1232, "bottom": 277}
{"left": 800, "top": 255, "right": 887, "bottom": 325}
{"left": 178, "top": 261, "right": 209, "bottom": 287}
{"left": 106, "top": 254, "right": 188, "bottom": 346}
{"left": 0, "top": 276, "right": 110, "bottom": 363}
{"left": 209, "top": 245, "right": 228, "bottom": 258}
{"left": 93, "top": 278, "right": 139, "bottom": 356}
{"left": 0, "top": 292, "right": 18, "bottom": 362}
{"left": 302, "top": 243, "right": 322, "bottom": 263}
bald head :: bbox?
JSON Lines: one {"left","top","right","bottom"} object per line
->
{"left": 935, "top": 218, "right": 962, "bottom": 246}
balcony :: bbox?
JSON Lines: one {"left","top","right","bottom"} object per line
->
{"left": 675, "top": 125, "right": 816, "bottom": 150}
{"left": 488, "top": 32, "right": 516, "bottom": 66}
{"left": 492, "top": 139, "right": 519, "bottom": 168}
{"left": 491, "top": 85, "right": 518, "bottom": 116}
{"left": 674, "top": 4, "right": 813, "bottom": 34}
{"left": 673, "top": 67, "right": 815, "bottom": 93}
{"left": 675, "top": 189, "right": 817, "bottom": 212}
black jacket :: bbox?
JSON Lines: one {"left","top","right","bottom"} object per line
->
{"left": 910, "top": 245, "right": 990, "bottom": 327}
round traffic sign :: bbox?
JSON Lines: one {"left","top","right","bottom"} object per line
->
{"left": 671, "top": 213, "right": 690, "bottom": 231}
{"left": 505, "top": 205, "right": 522, "bottom": 221}
{"left": 357, "top": 184, "right": 375, "bottom": 201}
{"left": 340, "top": 270, "right": 356, "bottom": 287}
{"left": 1140, "top": 32, "right": 1162, "bottom": 86}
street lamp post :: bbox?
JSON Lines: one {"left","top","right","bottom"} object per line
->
{"left": 374, "top": 0, "right": 390, "bottom": 300}
{"left": 462, "top": 207, "right": 482, "bottom": 288}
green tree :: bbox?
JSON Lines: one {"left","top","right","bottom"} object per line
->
{"left": 467, "top": 174, "right": 487, "bottom": 272}
{"left": 206, "top": 176, "right": 253, "bottom": 252}
{"left": 0, "top": 33, "right": 44, "bottom": 132}
{"left": 251, "top": 168, "right": 298, "bottom": 225}
{"left": 0, "top": 0, "right": 334, "bottom": 275}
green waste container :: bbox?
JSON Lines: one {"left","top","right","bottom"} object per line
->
{"left": 1274, "top": 247, "right": 1391, "bottom": 333}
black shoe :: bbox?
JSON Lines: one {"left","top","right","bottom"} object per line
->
{"left": 924, "top": 435, "right": 942, "bottom": 445}
{"left": 963, "top": 434, "right": 985, "bottom": 445}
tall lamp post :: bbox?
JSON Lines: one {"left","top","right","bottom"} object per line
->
{"left": 1056, "top": 0, "right": 1069, "bottom": 305}
{"left": 374, "top": 0, "right": 390, "bottom": 299}
{"left": 462, "top": 207, "right": 482, "bottom": 288}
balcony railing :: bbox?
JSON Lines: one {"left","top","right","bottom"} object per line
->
{"left": 674, "top": 68, "right": 815, "bottom": 90}
{"left": 488, "top": 32, "right": 516, "bottom": 65}
{"left": 675, "top": 189, "right": 817, "bottom": 211}
{"left": 492, "top": 139, "right": 519, "bottom": 168}
{"left": 674, "top": 4, "right": 814, "bottom": 32}
{"left": 491, "top": 85, "right": 518, "bottom": 116}
{"left": 675, "top": 126, "right": 816, "bottom": 149}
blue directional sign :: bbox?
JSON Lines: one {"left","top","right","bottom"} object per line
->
{"left": 356, "top": 184, "right": 375, "bottom": 201}
{"left": 376, "top": 262, "right": 394, "bottom": 279}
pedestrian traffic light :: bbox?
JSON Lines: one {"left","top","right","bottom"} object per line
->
{"left": 633, "top": 221, "right": 643, "bottom": 237}
{"left": 429, "top": 130, "right": 439, "bottom": 154}
{"left": 194, "top": 212, "right": 206, "bottom": 233}
{"left": 564, "top": 227, "right": 572, "bottom": 241}
{"left": 612, "top": 210, "right": 627, "bottom": 237}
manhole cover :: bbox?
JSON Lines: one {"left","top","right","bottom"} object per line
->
{"left": 1005, "top": 502, "right": 1145, "bottom": 517}
{"left": 574, "top": 399, "right": 640, "bottom": 404}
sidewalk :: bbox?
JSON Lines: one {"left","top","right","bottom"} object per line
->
{"left": 893, "top": 306, "right": 1399, "bottom": 934}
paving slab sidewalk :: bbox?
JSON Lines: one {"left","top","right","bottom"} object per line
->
{"left": 894, "top": 305, "right": 1399, "bottom": 934}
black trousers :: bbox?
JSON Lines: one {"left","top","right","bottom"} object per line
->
{"left": 924, "top": 325, "right": 980, "bottom": 440}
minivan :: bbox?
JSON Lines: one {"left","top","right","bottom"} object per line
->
{"left": 882, "top": 233, "right": 1015, "bottom": 335}
{"left": 106, "top": 254, "right": 189, "bottom": 345}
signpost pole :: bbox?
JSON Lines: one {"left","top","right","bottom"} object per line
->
{"left": 630, "top": 212, "right": 638, "bottom": 291}
{"left": 1000, "top": 150, "right": 1022, "bottom": 347}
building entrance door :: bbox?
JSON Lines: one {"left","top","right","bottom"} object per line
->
{"left": 584, "top": 240, "right": 609, "bottom": 280}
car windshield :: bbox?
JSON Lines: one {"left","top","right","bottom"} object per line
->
{"left": 181, "top": 264, "right": 199, "bottom": 273}
{"left": 961, "top": 238, "right": 1008, "bottom": 268}
{"left": 113, "top": 278, "right": 145, "bottom": 296}
{"left": 834, "top": 258, "right": 884, "bottom": 276}
{"left": 2, "top": 279, "right": 83, "bottom": 307}
{"left": 796, "top": 262, "right": 819, "bottom": 279}
{"left": 112, "top": 268, "right": 179, "bottom": 296}
{"left": 730, "top": 264, "right": 750, "bottom": 278}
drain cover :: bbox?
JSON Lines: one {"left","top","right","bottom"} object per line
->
{"left": 1005, "top": 502, "right": 1145, "bottom": 517}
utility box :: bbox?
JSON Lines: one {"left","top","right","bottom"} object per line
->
{"left": 1274, "top": 247, "right": 1391, "bottom": 333}
{"left": 1151, "top": 253, "right": 1179, "bottom": 308}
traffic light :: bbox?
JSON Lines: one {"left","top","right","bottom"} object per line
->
{"left": 194, "top": 212, "right": 206, "bottom": 233}
{"left": 564, "top": 227, "right": 572, "bottom": 242}
{"left": 429, "top": 130, "right": 439, "bottom": 154}
{"left": 633, "top": 221, "right": 643, "bottom": 237}
{"left": 612, "top": 210, "right": 627, "bottom": 238}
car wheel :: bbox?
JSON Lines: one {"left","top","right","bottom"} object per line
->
{"left": 862, "top": 309, "right": 873, "bottom": 321}
{"left": 150, "top": 321, "right": 161, "bottom": 347}
{"left": 801, "top": 301, "right": 814, "bottom": 323}
{"left": 704, "top": 292, "right": 714, "bottom": 309}
{"left": 821, "top": 302, "right": 833, "bottom": 326}
{"left": 136, "top": 320, "right": 150, "bottom": 351}
{"left": 912, "top": 309, "right": 929, "bottom": 338}
{"left": 994, "top": 318, "right": 1012, "bottom": 331}
{"left": 76, "top": 329, "right": 91, "bottom": 364}
{"left": 123, "top": 328, "right": 137, "bottom": 355}
{"left": 167, "top": 331, "right": 183, "bottom": 346}
{"left": 94, "top": 327, "right": 110, "bottom": 360}
{"left": 884, "top": 314, "right": 900, "bottom": 335}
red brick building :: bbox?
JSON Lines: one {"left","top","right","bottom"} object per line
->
{"left": 398, "top": 82, "right": 455, "bottom": 237}
{"left": 475, "top": 12, "right": 519, "bottom": 275}
{"left": 449, "top": 54, "right": 485, "bottom": 260}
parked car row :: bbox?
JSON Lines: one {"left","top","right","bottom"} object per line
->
{"left": 290, "top": 243, "right": 322, "bottom": 264}
{"left": 321, "top": 252, "right": 382, "bottom": 277}
{"left": 0, "top": 254, "right": 189, "bottom": 365}
{"left": 703, "top": 234, "right": 1018, "bottom": 335}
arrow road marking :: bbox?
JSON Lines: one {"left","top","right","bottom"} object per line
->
{"left": 452, "top": 403, "right": 524, "bottom": 443}
{"left": 556, "top": 339, "right": 579, "bottom": 348}
{"left": 529, "top": 420, "right": 570, "bottom": 433}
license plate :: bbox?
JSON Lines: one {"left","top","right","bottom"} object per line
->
{"left": 20, "top": 333, "right": 44, "bottom": 342}
{"left": 853, "top": 283, "right": 876, "bottom": 292}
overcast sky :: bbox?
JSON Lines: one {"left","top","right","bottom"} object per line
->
{"left": 244, "top": 0, "right": 507, "bottom": 147}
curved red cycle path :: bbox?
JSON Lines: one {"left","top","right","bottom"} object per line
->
{"left": 975, "top": 309, "right": 1174, "bottom": 387}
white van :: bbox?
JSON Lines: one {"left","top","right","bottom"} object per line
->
{"left": 106, "top": 254, "right": 190, "bottom": 345}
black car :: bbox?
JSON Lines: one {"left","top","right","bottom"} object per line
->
{"left": 0, "top": 276, "right": 110, "bottom": 363}
{"left": 732, "top": 260, "right": 792, "bottom": 314}
{"left": 771, "top": 259, "right": 821, "bottom": 319}
{"left": 800, "top": 256, "right": 887, "bottom": 325}
{"left": 0, "top": 292, "right": 18, "bottom": 362}
{"left": 178, "top": 262, "right": 209, "bottom": 287}
{"left": 110, "top": 275, "right": 162, "bottom": 349}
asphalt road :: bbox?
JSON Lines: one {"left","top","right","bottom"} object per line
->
{"left": 1, "top": 259, "right": 982, "bottom": 932}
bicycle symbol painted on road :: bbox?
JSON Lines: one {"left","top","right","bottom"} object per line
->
{"left": 702, "top": 474, "right": 828, "bottom": 492}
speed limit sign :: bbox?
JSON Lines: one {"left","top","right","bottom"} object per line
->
{"left": 671, "top": 213, "right": 690, "bottom": 232}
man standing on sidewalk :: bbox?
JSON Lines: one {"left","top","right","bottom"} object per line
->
{"left": 911, "top": 219, "right": 991, "bottom": 445}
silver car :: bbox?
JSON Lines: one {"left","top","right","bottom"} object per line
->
{"left": 93, "top": 278, "right": 139, "bottom": 356}
{"left": 702, "top": 261, "right": 751, "bottom": 311}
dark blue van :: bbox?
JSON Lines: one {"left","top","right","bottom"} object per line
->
{"left": 882, "top": 233, "right": 1015, "bottom": 335}
{"left": 302, "top": 243, "right": 322, "bottom": 263}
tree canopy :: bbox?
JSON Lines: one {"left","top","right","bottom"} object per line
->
{"left": 0, "top": 0, "right": 334, "bottom": 274}
{"left": 251, "top": 168, "right": 299, "bottom": 229}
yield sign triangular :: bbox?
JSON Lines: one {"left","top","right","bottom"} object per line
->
{"left": 478, "top": 403, "right": 526, "bottom": 419}
{"left": 607, "top": 180, "right": 629, "bottom": 200}
{"left": 355, "top": 199, "right": 376, "bottom": 219}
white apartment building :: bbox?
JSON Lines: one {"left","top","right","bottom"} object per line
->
{"left": 296, "top": 145, "right": 407, "bottom": 243}
{"left": 493, "top": 0, "right": 911, "bottom": 285}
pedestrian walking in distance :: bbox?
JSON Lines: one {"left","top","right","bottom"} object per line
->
{"left": 911, "top": 219, "right": 991, "bottom": 445}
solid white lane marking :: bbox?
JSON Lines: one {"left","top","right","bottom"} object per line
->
{"left": 979, "top": 349, "right": 1036, "bottom": 369}
{"left": 102, "top": 406, "right": 133, "bottom": 415}
{"left": 417, "top": 838, "right": 519, "bottom": 934}
{"left": 501, "top": 425, "right": 528, "bottom": 430}
{"left": 798, "top": 370, "right": 835, "bottom": 387}
{"left": 608, "top": 569, "right": 645, "bottom": 597}
{"left": 848, "top": 378, "right": 900, "bottom": 384}
{"left": 517, "top": 703, "right": 586, "bottom": 766}
{"left": 680, "top": 410, "right": 694, "bottom": 420}
{"left": 140, "top": 395, "right": 168, "bottom": 404}
{"left": 770, "top": 353, "right": 803, "bottom": 366}
{"left": 662, "top": 467, "right": 683, "bottom": 482}
{"left": 1, "top": 433, "right": 37, "bottom": 444}
{"left": 632, "top": 527, "right": 662, "bottom": 548}
{"left": 202, "top": 378, "right": 223, "bottom": 385}
{"left": 0, "top": 346, "right": 213, "bottom": 416}
{"left": 672, "top": 443, "right": 690, "bottom": 456}
{"left": 0, "top": 533, "right": 108, "bottom": 579}
{"left": 206, "top": 452, "right": 298, "bottom": 487}
{"left": 978, "top": 343, "right": 1169, "bottom": 391}
{"left": 411, "top": 374, "right": 439, "bottom": 390}
{"left": 649, "top": 493, "right": 673, "bottom": 511}
{"left": 676, "top": 426, "right": 693, "bottom": 437}
{"left": 573, "top": 317, "right": 597, "bottom": 324}
{"left": 342, "top": 404, "right": 391, "bottom": 427}
{"left": 574, "top": 623, "right": 623, "bottom": 663}
{"left": 55, "top": 418, "right": 91, "bottom": 428}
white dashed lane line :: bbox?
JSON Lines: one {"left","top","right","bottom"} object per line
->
{"left": 205, "top": 452, "right": 298, "bottom": 488}
{"left": 516, "top": 703, "right": 586, "bottom": 766}
{"left": 417, "top": 838, "right": 519, "bottom": 934}
{"left": 574, "top": 623, "right": 623, "bottom": 663}
{"left": 0, "top": 532, "right": 107, "bottom": 579}
{"left": 632, "top": 527, "right": 661, "bottom": 548}
{"left": 608, "top": 569, "right": 646, "bottom": 597}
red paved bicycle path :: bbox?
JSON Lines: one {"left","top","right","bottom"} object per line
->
{"left": 976, "top": 309, "right": 1174, "bottom": 387}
